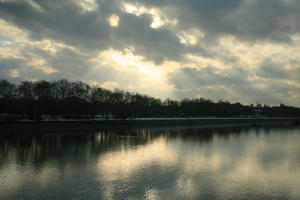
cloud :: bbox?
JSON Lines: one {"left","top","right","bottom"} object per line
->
{"left": 0, "top": 0, "right": 184, "bottom": 64}
{"left": 0, "top": 0, "right": 300, "bottom": 106}
{"left": 0, "top": 0, "right": 111, "bottom": 48}
{"left": 168, "top": 65, "right": 300, "bottom": 105}
{"left": 113, "top": 12, "right": 184, "bottom": 64}
{"left": 134, "top": 0, "right": 300, "bottom": 43}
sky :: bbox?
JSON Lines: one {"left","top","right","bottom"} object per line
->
{"left": 0, "top": 0, "right": 300, "bottom": 106}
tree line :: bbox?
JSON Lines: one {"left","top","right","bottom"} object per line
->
{"left": 0, "top": 79, "right": 300, "bottom": 120}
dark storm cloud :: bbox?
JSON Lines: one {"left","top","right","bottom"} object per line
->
{"left": 0, "top": 0, "right": 111, "bottom": 49}
{"left": 1, "top": 0, "right": 300, "bottom": 105}
{"left": 1, "top": 0, "right": 300, "bottom": 64}
{"left": 0, "top": 0, "right": 184, "bottom": 64}
{"left": 258, "top": 59, "right": 289, "bottom": 79}
{"left": 134, "top": 0, "right": 300, "bottom": 43}
{"left": 257, "top": 58, "right": 300, "bottom": 81}
{"left": 114, "top": 12, "right": 184, "bottom": 64}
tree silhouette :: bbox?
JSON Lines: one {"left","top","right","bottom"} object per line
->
{"left": 0, "top": 79, "right": 299, "bottom": 121}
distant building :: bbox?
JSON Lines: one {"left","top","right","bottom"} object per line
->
{"left": 254, "top": 101, "right": 263, "bottom": 117}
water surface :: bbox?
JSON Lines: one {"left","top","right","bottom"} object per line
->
{"left": 0, "top": 127, "right": 300, "bottom": 199}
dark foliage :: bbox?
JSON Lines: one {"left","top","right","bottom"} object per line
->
{"left": 0, "top": 79, "right": 299, "bottom": 120}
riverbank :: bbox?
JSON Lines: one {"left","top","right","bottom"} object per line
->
{"left": 1, "top": 117, "right": 299, "bottom": 135}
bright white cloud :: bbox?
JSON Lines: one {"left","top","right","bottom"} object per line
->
{"left": 75, "top": 0, "right": 98, "bottom": 13}
{"left": 108, "top": 14, "right": 119, "bottom": 27}
{"left": 91, "top": 48, "right": 175, "bottom": 98}
{"left": 1, "top": 0, "right": 300, "bottom": 106}
{"left": 0, "top": 19, "right": 28, "bottom": 42}
{"left": 122, "top": 2, "right": 177, "bottom": 29}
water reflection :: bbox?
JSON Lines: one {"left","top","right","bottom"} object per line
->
{"left": 0, "top": 127, "right": 300, "bottom": 199}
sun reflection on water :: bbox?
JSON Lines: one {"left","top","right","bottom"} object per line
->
{"left": 97, "top": 136, "right": 177, "bottom": 182}
{"left": 0, "top": 127, "right": 300, "bottom": 199}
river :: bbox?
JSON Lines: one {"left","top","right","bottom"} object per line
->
{"left": 0, "top": 126, "right": 299, "bottom": 199}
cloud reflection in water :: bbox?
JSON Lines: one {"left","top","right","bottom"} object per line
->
{"left": 0, "top": 127, "right": 299, "bottom": 199}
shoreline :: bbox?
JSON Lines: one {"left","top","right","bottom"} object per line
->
{"left": 1, "top": 117, "right": 299, "bottom": 135}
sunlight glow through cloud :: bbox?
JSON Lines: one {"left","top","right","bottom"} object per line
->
{"left": 94, "top": 48, "right": 167, "bottom": 85}
{"left": 1, "top": 0, "right": 300, "bottom": 106}
{"left": 122, "top": 2, "right": 177, "bottom": 29}
{"left": 9, "top": 69, "right": 19, "bottom": 78}
{"left": 108, "top": 14, "right": 119, "bottom": 27}
{"left": 75, "top": 0, "right": 98, "bottom": 13}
